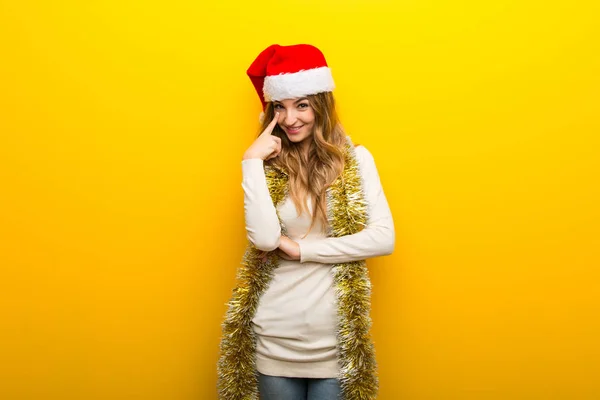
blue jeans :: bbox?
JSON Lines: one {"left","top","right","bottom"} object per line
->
{"left": 258, "top": 372, "right": 342, "bottom": 400}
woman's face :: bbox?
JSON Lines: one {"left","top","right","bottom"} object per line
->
{"left": 273, "top": 97, "right": 315, "bottom": 145}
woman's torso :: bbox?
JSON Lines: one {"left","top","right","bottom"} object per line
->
{"left": 251, "top": 195, "right": 339, "bottom": 378}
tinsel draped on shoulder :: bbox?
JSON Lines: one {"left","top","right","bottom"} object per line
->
{"left": 217, "top": 136, "right": 378, "bottom": 399}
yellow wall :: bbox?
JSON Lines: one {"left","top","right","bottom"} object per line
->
{"left": 1, "top": 0, "right": 598, "bottom": 399}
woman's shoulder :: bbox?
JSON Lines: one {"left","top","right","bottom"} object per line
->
{"left": 352, "top": 143, "right": 375, "bottom": 166}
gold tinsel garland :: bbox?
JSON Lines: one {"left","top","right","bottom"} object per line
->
{"left": 217, "top": 136, "right": 378, "bottom": 399}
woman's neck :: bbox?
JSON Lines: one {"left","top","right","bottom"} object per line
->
{"left": 299, "top": 138, "right": 311, "bottom": 157}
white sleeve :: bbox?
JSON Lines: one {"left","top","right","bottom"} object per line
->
{"left": 241, "top": 158, "right": 282, "bottom": 251}
{"left": 298, "top": 146, "right": 395, "bottom": 264}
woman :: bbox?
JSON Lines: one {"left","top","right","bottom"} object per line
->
{"left": 218, "top": 44, "right": 395, "bottom": 400}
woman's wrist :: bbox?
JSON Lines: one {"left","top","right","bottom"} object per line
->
{"left": 243, "top": 151, "right": 262, "bottom": 161}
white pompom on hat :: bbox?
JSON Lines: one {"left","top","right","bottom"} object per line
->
{"left": 247, "top": 44, "right": 335, "bottom": 122}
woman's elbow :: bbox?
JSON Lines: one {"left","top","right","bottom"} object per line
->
{"left": 248, "top": 233, "right": 281, "bottom": 251}
{"left": 378, "top": 226, "right": 395, "bottom": 256}
{"left": 381, "top": 237, "right": 395, "bottom": 256}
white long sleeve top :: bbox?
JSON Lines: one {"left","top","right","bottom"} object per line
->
{"left": 241, "top": 145, "right": 394, "bottom": 378}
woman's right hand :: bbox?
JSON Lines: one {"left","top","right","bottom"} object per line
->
{"left": 242, "top": 112, "right": 282, "bottom": 161}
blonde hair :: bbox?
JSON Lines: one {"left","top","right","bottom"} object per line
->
{"left": 259, "top": 92, "right": 347, "bottom": 236}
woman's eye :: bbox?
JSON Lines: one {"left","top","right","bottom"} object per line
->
{"left": 298, "top": 103, "right": 309, "bottom": 109}
{"left": 274, "top": 104, "right": 283, "bottom": 109}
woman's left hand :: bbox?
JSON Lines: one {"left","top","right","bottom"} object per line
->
{"left": 277, "top": 235, "right": 300, "bottom": 261}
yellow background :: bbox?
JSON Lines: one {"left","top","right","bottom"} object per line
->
{"left": 1, "top": 0, "right": 599, "bottom": 399}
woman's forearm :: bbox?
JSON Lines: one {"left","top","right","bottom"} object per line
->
{"left": 242, "top": 158, "right": 282, "bottom": 250}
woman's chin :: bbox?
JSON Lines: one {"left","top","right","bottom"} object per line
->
{"left": 286, "top": 132, "right": 311, "bottom": 143}
{"left": 286, "top": 134, "right": 304, "bottom": 142}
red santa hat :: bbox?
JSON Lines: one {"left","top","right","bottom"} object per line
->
{"left": 247, "top": 44, "right": 335, "bottom": 117}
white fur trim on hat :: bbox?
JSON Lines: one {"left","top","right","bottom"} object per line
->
{"left": 263, "top": 67, "right": 335, "bottom": 102}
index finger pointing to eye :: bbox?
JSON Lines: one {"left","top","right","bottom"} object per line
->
{"left": 262, "top": 112, "right": 280, "bottom": 136}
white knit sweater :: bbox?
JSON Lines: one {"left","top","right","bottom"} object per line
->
{"left": 241, "top": 145, "right": 395, "bottom": 378}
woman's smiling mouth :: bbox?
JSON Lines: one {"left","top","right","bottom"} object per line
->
{"left": 286, "top": 125, "right": 304, "bottom": 134}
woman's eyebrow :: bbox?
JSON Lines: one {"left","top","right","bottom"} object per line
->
{"left": 294, "top": 97, "right": 308, "bottom": 104}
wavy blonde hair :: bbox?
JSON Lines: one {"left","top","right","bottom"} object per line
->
{"left": 260, "top": 92, "right": 347, "bottom": 236}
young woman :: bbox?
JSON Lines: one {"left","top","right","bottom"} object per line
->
{"left": 218, "top": 44, "right": 395, "bottom": 400}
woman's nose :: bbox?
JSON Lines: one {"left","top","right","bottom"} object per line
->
{"left": 284, "top": 109, "right": 297, "bottom": 126}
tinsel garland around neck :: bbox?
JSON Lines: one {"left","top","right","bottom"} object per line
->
{"left": 217, "top": 136, "right": 378, "bottom": 399}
